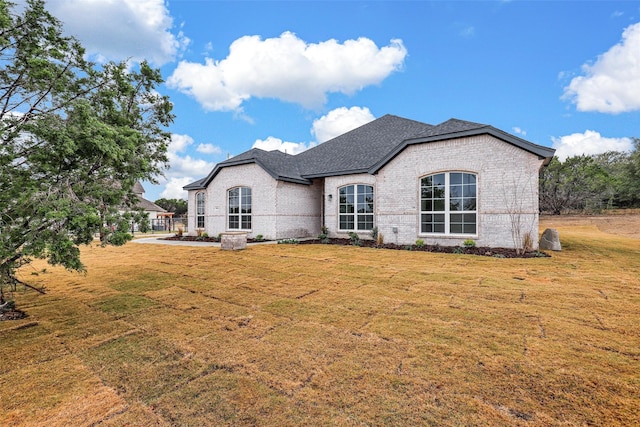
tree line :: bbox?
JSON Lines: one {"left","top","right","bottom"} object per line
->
{"left": 539, "top": 139, "right": 640, "bottom": 214}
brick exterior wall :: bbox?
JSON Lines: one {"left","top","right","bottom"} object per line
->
{"left": 187, "top": 163, "right": 321, "bottom": 240}
{"left": 373, "top": 135, "right": 544, "bottom": 249}
{"left": 188, "top": 134, "right": 544, "bottom": 249}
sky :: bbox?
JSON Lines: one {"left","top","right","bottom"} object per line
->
{"left": 32, "top": 0, "right": 640, "bottom": 201}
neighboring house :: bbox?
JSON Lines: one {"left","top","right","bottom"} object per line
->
{"left": 132, "top": 181, "right": 167, "bottom": 226}
{"left": 184, "top": 115, "right": 555, "bottom": 249}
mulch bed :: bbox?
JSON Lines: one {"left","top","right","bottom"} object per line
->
{"left": 0, "top": 309, "right": 28, "bottom": 321}
{"left": 162, "top": 235, "right": 547, "bottom": 258}
{"left": 298, "top": 238, "right": 549, "bottom": 258}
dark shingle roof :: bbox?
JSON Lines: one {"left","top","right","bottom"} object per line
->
{"left": 184, "top": 114, "right": 555, "bottom": 190}
{"left": 136, "top": 195, "right": 166, "bottom": 212}
{"left": 296, "top": 114, "right": 433, "bottom": 177}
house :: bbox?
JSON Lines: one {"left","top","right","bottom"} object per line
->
{"left": 184, "top": 115, "right": 555, "bottom": 249}
{"left": 132, "top": 181, "right": 167, "bottom": 229}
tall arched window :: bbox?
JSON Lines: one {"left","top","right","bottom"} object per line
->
{"left": 420, "top": 172, "right": 476, "bottom": 235}
{"left": 339, "top": 184, "right": 374, "bottom": 231}
{"left": 196, "top": 192, "right": 205, "bottom": 229}
{"left": 228, "top": 187, "right": 252, "bottom": 230}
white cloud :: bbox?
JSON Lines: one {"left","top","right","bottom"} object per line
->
{"left": 167, "top": 32, "right": 407, "bottom": 112}
{"left": 196, "top": 143, "right": 222, "bottom": 155}
{"left": 563, "top": 22, "right": 640, "bottom": 113}
{"left": 512, "top": 126, "right": 527, "bottom": 136}
{"left": 252, "top": 136, "right": 314, "bottom": 155}
{"left": 311, "top": 106, "right": 376, "bottom": 142}
{"left": 45, "top": 0, "right": 189, "bottom": 66}
{"left": 152, "top": 133, "right": 216, "bottom": 199}
{"left": 551, "top": 130, "right": 633, "bottom": 161}
{"left": 160, "top": 177, "right": 196, "bottom": 199}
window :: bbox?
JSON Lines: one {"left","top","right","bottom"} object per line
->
{"left": 421, "top": 172, "right": 476, "bottom": 235}
{"left": 228, "top": 187, "right": 252, "bottom": 230}
{"left": 196, "top": 192, "right": 205, "bottom": 229}
{"left": 339, "top": 184, "right": 374, "bottom": 231}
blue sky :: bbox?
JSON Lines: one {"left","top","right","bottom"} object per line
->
{"left": 38, "top": 0, "right": 640, "bottom": 201}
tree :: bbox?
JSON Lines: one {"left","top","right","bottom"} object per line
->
{"left": 539, "top": 155, "right": 611, "bottom": 214}
{"left": 154, "top": 198, "right": 188, "bottom": 216}
{"left": 0, "top": 0, "right": 173, "bottom": 293}
{"left": 617, "top": 138, "right": 640, "bottom": 207}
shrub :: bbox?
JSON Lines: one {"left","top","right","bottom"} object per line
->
{"left": 415, "top": 239, "right": 425, "bottom": 248}
{"left": 348, "top": 232, "right": 361, "bottom": 246}
{"left": 522, "top": 232, "right": 533, "bottom": 253}
{"left": 370, "top": 226, "right": 378, "bottom": 241}
{"left": 255, "top": 234, "right": 264, "bottom": 241}
{"left": 318, "top": 233, "right": 329, "bottom": 244}
{"left": 453, "top": 246, "right": 465, "bottom": 254}
{"left": 201, "top": 232, "right": 209, "bottom": 238}
{"left": 277, "top": 238, "right": 299, "bottom": 244}
{"left": 376, "top": 232, "right": 384, "bottom": 247}
{"left": 463, "top": 239, "right": 476, "bottom": 248}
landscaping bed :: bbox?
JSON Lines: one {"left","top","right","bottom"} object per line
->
{"left": 297, "top": 238, "right": 549, "bottom": 258}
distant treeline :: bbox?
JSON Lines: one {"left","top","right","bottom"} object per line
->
{"left": 540, "top": 138, "right": 640, "bottom": 214}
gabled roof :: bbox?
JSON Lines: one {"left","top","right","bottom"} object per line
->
{"left": 184, "top": 148, "right": 308, "bottom": 190}
{"left": 184, "top": 114, "right": 556, "bottom": 190}
{"left": 368, "top": 118, "right": 556, "bottom": 173}
{"left": 133, "top": 181, "right": 145, "bottom": 195}
{"left": 296, "top": 114, "right": 433, "bottom": 178}
{"left": 136, "top": 195, "right": 166, "bottom": 212}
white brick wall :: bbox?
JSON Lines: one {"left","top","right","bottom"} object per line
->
{"left": 189, "top": 134, "right": 545, "bottom": 249}
{"left": 374, "top": 135, "right": 544, "bottom": 249}
{"left": 188, "top": 163, "right": 322, "bottom": 240}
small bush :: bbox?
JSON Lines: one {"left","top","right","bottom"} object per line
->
{"left": 370, "top": 226, "right": 378, "bottom": 241}
{"left": 376, "top": 232, "right": 384, "bottom": 246}
{"left": 348, "top": 232, "right": 361, "bottom": 246}
{"left": 278, "top": 238, "right": 299, "bottom": 244}
{"left": 522, "top": 232, "right": 533, "bottom": 253}
{"left": 415, "top": 239, "right": 425, "bottom": 248}
{"left": 201, "top": 232, "right": 209, "bottom": 238}
{"left": 318, "top": 233, "right": 329, "bottom": 244}
{"left": 453, "top": 246, "right": 465, "bottom": 254}
{"left": 255, "top": 234, "right": 264, "bottom": 241}
{"left": 405, "top": 245, "right": 413, "bottom": 251}
{"left": 463, "top": 239, "right": 476, "bottom": 248}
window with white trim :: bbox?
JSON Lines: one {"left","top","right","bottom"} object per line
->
{"left": 228, "top": 187, "right": 252, "bottom": 230}
{"left": 196, "top": 192, "right": 205, "bottom": 229}
{"left": 339, "top": 184, "right": 374, "bottom": 231}
{"left": 420, "top": 172, "right": 476, "bottom": 235}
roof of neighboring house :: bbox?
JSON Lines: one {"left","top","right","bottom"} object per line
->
{"left": 133, "top": 181, "right": 145, "bottom": 195}
{"left": 184, "top": 114, "right": 556, "bottom": 190}
{"left": 135, "top": 195, "right": 166, "bottom": 212}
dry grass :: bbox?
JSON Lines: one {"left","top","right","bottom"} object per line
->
{"left": 1, "top": 216, "right": 639, "bottom": 426}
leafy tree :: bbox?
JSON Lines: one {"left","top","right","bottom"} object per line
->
{"left": 539, "top": 155, "right": 611, "bottom": 214}
{"left": 0, "top": 0, "right": 173, "bottom": 292}
{"left": 154, "top": 198, "right": 188, "bottom": 216}
{"left": 617, "top": 138, "right": 640, "bottom": 207}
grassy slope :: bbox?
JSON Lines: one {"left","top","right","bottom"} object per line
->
{"left": 0, "top": 217, "right": 638, "bottom": 426}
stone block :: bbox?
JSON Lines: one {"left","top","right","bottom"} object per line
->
{"left": 220, "top": 232, "right": 247, "bottom": 250}
{"left": 539, "top": 228, "right": 561, "bottom": 251}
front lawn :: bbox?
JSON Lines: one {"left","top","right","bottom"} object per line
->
{"left": 1, "top": 216, "right": 638, "bottom": 426}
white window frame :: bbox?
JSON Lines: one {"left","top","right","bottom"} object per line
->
{"left": 228, "top": 186, "right": 252, "bottom": 231}
{"left": 196, "top": 192, "right": 205, "bottom": 229}
{"left": 420, "top": 172, "right": 477, "bottom": 236}
{"left": 338, "top": 184, "right": 374, "bottom": 231}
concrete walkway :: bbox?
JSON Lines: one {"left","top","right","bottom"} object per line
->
{"left": 130, "top": 234, "right": 278, "bottom": 247}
